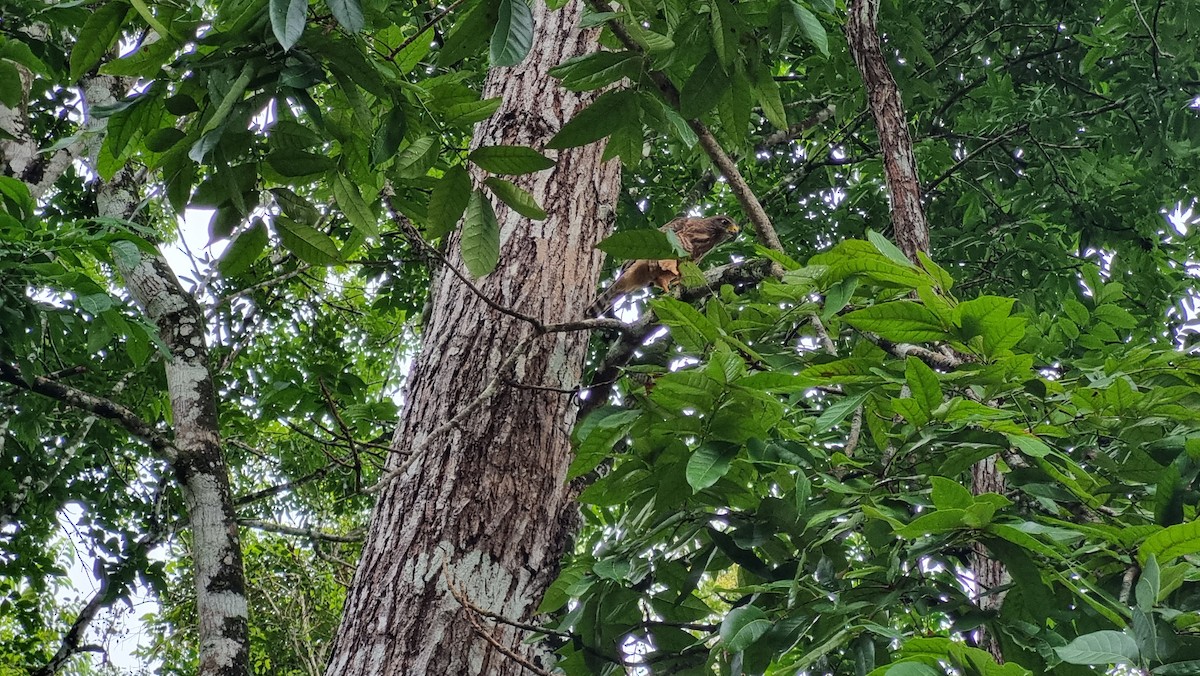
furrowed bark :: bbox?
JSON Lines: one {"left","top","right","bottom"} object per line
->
{"left": 325, "top": 2, "right": 621, "bottom": 673}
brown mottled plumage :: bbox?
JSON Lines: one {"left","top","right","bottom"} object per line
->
{"left": 588, "top": 215, "right": 740, "bottom": 316}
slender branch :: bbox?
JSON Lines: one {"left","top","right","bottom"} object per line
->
{"left": 760, "top": 103, "right": 837, "bottom": 147}
{"left": 234, "top": 464, "right": 337, "bottom": 506}
{"left": 388, "top": 0, "right": 470, "bottom": 59}
{"left": 238, "top": 519, "right": 364, "bottom": 543}
{"left": 365, "top": 336, "right": 537, "bottom": 493}
{"left": 33, "top": 528, "right": 166, "bottom": 676}
{"left": 382, "top": 191, "right": 627, "bottom": 335}
{"left": 924, "top": 123, "right": 1028, "bottom": 195}
{"left": 0, "top": 361, "right": 176, "bottom": 460}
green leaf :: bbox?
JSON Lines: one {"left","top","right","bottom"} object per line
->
{"left": 1054, "top": 630, "right": 1139, "bottom": 666}
{"left": 371, "top": 106, "right": 407, "bottom": 165}
{"left": 1136, "top": 554, "right": 1160, "bottom": 611}
{"left": 275, "top": 216, "right": 341, "bottom": 266}
{"left": 884, "top": 664, "right": 942, "bottom": 676}
{"left": 327, "top": 0, "right": 363, "bottom": 33}
{"left": 680, "top": 51, "right": 730, "bottom": 119}
{"left": 484, "top": 178, "right": 546, "bottom": 220}
{"left": 442, "top": 97, "right": 503, "bottom": 127}
{"left": 70, "top": 1, "right": 131, "bottom": 81}
{"left": 218, "top": 220, "right": 268, "bottom": 276}
{"left": 814, "top": 390, "right": 870, "bottom": 433}
{"left": 266, "top": 149, "right": 335, "bottom": 177}
{"left": 754, "top": 71, "right": 787, "bottom": 130}
{"left": 548, "top": 51, "right": 639, "bottom": 92}
{"left": 1140, "top": 521, "right": 1200, "bottom": 564}
{"left": 930, "top": 476, "right": 973, "bottom": 510}
{"left": 270, "top": 0, "right": 308, "bottom": 51}
{"left": 790, "top": 1, "right": 828, "bottom": 55}
{"left": 1006, "top": 433, "right": 1051, "bottom": 458}
{"left": 719, "top": 605, "right": 771, "bottom": 652}
{"left": 426, "top": 165, "right": 472, "bottom": 239}
{"left": 468, "top": 145, "right": 556, "bottom": 175}
{"left": 331, "top": 173, "right": 378, "bottom": 237}
{"left": 392, "top": 136, "right": 439, "bottom": 179}
{"left": 905, "top": 357, "right": 941, "bottom": 413}
{"left": 144, "top": 127, "right": 186, "bottom": 153}
{"left": 650, "top": 296, "right": 720, "bottom": 353}
{"left": 461, "top": 189, "right": 501, "bottom": 277}
{"left": 490, "top": 0, "right": 534, "bottom": 67}
{"left": 686, "top": 443, "right": 733, "bottom": 492}
{"left": 895, "top": 509, "right": 967, "bottom": 538}
{"left": 596, "top": 229, "right": 688, "bottom": 260}
{"left": 546, "top": 89, "right": 636, "bottom": 149}
{"left": 867, "top": 230, "right": 916, "bottom": 267}
{"left": 842, "top": 301, "right": 947, "bottom": 343}
{"left": 0, "top": 61, "right": 21, "bottom": 107}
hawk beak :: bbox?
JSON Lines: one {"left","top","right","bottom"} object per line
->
{"left": 728, "top": 223, "right": 740, "bottom": 235}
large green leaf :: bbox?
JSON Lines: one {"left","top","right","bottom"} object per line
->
{"left": 719, "top": 605, "right": 771, "bottom": 652}
{"left": 1054, "top": 631, "right": 1139, "bottom": 666}
{"left": 843, "top": 301, "right": 948, "bottom": 343}
{"left": 483, "top": 178, "right": 546, "bottom": 220}
{"left": 490, "top": 0, "right": 534, "bottom": 67}
{"left": 461, "top": 189, "right": 501, "bottom": 277}
{"left": 548, "top": 51, "right": 640, "bottom": 92}
{"left": 469, "top": 145, "right": 556, "bottom": 175}
{"left": 596, "top": 229, "right": 687, "bottom": 260}
{"left": 686, "top": 443, "right": 733, "bottom": 492}
{"left": 426, "top": 166, "right": 472, "bottom": 239}
{"left": 547, "top": 89, "right": 637, "bottom": 149}
{"left": 275, "top": 216, "right": 341, "bottom": 266}
{"left": 70, "top": 1, "right": 132, "bottom": 81}
{"left": 680, "top": 51, "right": 730, "bottom": 119}
{"left": 270, "top": 0, "right": 308, "bottom": 51}
{"left": 327, "top": 0, "right": 363, "bottom": 32}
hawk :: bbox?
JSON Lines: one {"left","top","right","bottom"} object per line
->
{"left": 587, "top": 215, "right": 740, "bottom": 316}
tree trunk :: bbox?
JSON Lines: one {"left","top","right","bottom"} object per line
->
{"left": 82, "top": 75, "right": 251, "bottom": 676}
{"left": 845, "top": 1, "right": 1007, "bottom": 661}
{"left": 325, "top": 2, "right": 620, "bottom": 674}
{"left": 845, "top": 0, "right": 930, "bottom": 261}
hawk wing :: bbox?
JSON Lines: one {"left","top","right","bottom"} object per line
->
{"left": 666, "top": 217, "right": 730, "bottom": 262}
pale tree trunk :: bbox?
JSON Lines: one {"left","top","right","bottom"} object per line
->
{"left": 81, "top": 76, "right": 251, "bottom": 676}
{"left": 325, "top": 2, "right": 621, "bottom": 673}
{"left": 845, "top": 0, "right": 1008, "bottom": 661}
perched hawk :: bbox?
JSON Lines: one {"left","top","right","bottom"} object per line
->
{"left": 588, "top": 215, "right": 740, "bottom": 316}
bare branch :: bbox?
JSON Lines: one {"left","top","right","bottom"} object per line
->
{"left": 239, "top": 519, "right": 364, "bottom": 543}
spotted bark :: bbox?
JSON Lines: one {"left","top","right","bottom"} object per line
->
{"left": 325, "top": 2, "right": 621, "bottom": 673}
{"left": 83, "top": 75, "right": 251, "bottom": 676}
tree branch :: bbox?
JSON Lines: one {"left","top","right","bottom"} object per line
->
{"left": 0, "top": 361, "right": 176, "bottom": 460}
{"left": 238, "top": 519, "right": 364, "bottom": 543}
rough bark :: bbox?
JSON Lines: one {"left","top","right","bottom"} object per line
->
{"left": 845, "top": 0, "right": 931, "bottom": 261}
{"left": 324, "top": 2, "right": 621, "bottom": 674}
{"left": 82, "top": 75, "right": 251, "bottom": 676}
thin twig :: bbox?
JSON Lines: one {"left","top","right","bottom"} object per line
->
{"left": 388, "top": 0, "right": 470, "bottom": 59}
{"left": 365, "top": 337, "right": 537, "bottom": 493}
{"left": 239, "top": 518, "right": 364, "bottom": 543}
